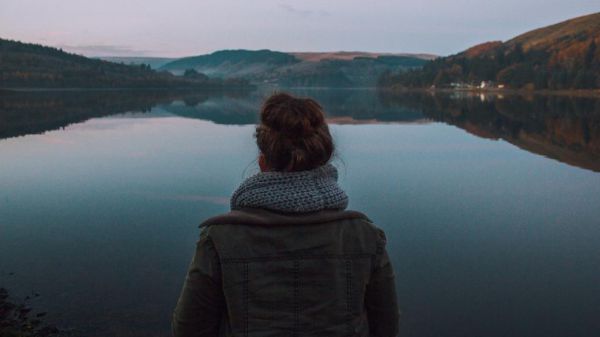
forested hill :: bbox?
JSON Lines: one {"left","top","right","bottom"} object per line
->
{"left": 160, "top": 49, "right": 429, "bottom": 87}
{"left": 161, "top": 49, "right": 299, "bottom": 72}
{"left": 0, "top": 39, "right": 250, "bottom": 89}
{"left": 379, "top": 12, "right": 600, "bottom": 90}
{"left": 97, "top": 57, "right": 175, "bottom": 69}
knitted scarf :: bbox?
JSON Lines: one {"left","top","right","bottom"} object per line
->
{"left": 230, "top": 164, "right": 348, "bottom": 213}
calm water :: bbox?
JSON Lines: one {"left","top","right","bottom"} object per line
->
{"left": 1, "top": 89, "right": 600, "bottom": 337}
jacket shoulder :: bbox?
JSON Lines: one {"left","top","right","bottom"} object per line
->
{"left": 199, "top": 208, "right": 385, "bottom": 258}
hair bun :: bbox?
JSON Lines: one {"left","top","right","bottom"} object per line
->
{"left": 256, "top": 92, "right": 334, "bottom": 172}
{"left": 260, "top": 93, "right": 325, "bottom": 137}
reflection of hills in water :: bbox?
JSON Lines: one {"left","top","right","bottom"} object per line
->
{"left": 0, "top": 88, "right": 428, "bottom": 141}
{"left": 0, "top": 89, "right": 248, "bottom": 139}
{"left": 162, "top": 89, "right": 428, "bottom": 125}
{"left": 161, "top": 95, "right": 260, "bottom": 125}
{"left": 380, "top": 91, "right": 600, "bottom": 172}
{"left": 2, "top": 88, "right": 599, "bottom": 173}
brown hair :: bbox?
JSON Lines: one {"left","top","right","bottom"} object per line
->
{"left": 255, "top": 92, "right": 334, "bottom": 172}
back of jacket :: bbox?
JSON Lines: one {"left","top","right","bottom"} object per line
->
{"left": 172, "top": 208, "right": 399, "bottom": 337}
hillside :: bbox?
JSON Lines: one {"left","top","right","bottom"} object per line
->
{"left": 160, "top": 49, "right": 429, "bottom": 87}
{"left": 379, "top": 12, "right": 600, "bottom": 90}
{"left": 97, "top": 57, "right": 176, "bottom": 69}
{"left": 291, "top": 51, "right": 437, "bottom": 62}
{"left": 160, "top": 49, "right": 299, "bottom": 76}
{"left": 275, "top": 55, "right": 428, "bottom": 87}
{"left": 0, "top": 39, "right": 250, "bottom": 89}
{"left": 507, "top": 13, "right": 600, "bottom": 51}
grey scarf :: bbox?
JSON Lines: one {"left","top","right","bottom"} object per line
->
{"left": 230, "top": 164, "right": 348, "bottom": 213}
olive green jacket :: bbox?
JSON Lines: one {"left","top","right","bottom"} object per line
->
{"left": 172, "top": 208, "right": 399, "bottom": 337}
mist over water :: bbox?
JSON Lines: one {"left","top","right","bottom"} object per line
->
{"left": 1, "top": 88, "right": 600, "bottom": 337}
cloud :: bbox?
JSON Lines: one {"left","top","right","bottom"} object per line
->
{"left": 57, "top": 44, "right": 152, "bottom": 57}
{"left": 278, "top": 3, "right": 330, "bottom": 18}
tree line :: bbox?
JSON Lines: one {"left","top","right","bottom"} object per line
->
{"left": 379, "top": 40, "right": 600, "bottom": 90}
{"left": 0, "top": 39, "right": 251, "bottom": 89}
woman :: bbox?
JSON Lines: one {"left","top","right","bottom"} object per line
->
{"left": 172, "top": 92, "right": 399, "bottom": 337}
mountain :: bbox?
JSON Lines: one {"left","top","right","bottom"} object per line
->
{"left": 0, "top": 39, "right": 251, "bottom": 89}
{"left": 275, "top": 55, "right": 428, "bottom": 87}
{"left": 96, "top": 57, "right": 176, "bottom": 69}
{"left": 506, "top": 12, "right": 600, "bottom": 52}
{"left": 290, "top": 51, "right": 437, "bottom": 62}
{"left": 159, "top": 49, "right": 430, "bottom": 87}
{"left": 160, "top": 49, "right": 299, "bottom": 77}
{"left": 379, "top": 12, "right": 600, "bottom": 90}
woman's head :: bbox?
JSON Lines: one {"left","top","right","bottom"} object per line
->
{"left": 255, "top": 92, "right": 334, "bottom": 172}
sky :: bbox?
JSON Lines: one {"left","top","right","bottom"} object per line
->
{"left": 1, "top": 0, "right": 599, "bottom": 58}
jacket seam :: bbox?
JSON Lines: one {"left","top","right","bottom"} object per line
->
{"left": 243, "top": 262, "right": 249, "bottom": 337}
{"left": 293, "top": 259, "right": 300, "bottom": 337}
{"left": 345, "top": 259, "right": 353, "bottom": 336}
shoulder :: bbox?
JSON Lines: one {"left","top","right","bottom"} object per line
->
{"left": 200, "top": 208, "right": 386, "bottom": 254}
{"left": 357, "top": 218, "right": 387, "bottom": 245}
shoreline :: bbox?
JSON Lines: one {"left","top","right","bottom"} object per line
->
{"left": 380, "top": 87, "right": 600, "bottom": 98}
{"left": 0, "top": 86, "right": 254, "bottom": 92}
{"left": 3, "top": 86, "right": 600, "bottom": 98}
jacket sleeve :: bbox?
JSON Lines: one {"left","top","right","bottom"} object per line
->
{"left": 172, "top": 228, "right": 225, "bottom": 337}
{"left": 365, "top": 229, "right": 400, "bottom": 337}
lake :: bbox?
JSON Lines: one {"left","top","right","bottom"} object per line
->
{"left": 1, "top": 88, "right": 600, "bottom": 337}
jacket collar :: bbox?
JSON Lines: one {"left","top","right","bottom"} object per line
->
{"left": 200, "top": 207, "right": 370, "bottom": 228}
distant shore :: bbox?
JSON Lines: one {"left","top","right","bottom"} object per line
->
{"left": 3, "top": 86, "right": 600, "bottom": 98}
{"left": 0, "top": 86, "right": 254, "bottom": 92}
{"left": 381, "top": 87, "right": 600, "bottom": 98}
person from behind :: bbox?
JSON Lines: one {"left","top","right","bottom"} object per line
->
{"left": 173, "top": 92, "right": 400, "bottom": 337}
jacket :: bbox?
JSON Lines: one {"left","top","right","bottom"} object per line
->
{"left": 172, "top": 207, "right": 399, "bottom": 337}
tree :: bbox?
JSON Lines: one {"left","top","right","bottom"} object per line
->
{"left": 585, "top": 40, "right": 596, "bottom": 68}
{"left": 183, "top": 69, "right": 209, "bottom": 81}
{"left": 511, "top": 43, "right": 525, "bottom": 63}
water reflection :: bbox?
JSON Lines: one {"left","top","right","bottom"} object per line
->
{"left": 0, "top": 89, "right": 249, "bottom": 139}
{"left": 161, "top": 88, "right": 429, "bottom": 125}
{"left": 378, "top": 91, "right": 600, "bottom": 172}
{"left": 2, "top": 89, "right": 599, "bottom": 172}
{"left": 0, "top": 88, "right": 428, "bottom": 140}
{"left": 2, "top": 88, "right": 600, "bottom": 337}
